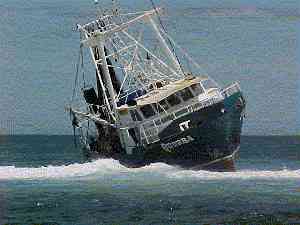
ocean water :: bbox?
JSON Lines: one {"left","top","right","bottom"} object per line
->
{"left": 0, "top": 136, "right": 299, "bottom": 224}
{"left": 0, "top": 0, "right": 300, "bottom": 224}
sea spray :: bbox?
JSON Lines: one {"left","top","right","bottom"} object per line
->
{"left": 0, "top": 159, "right": 299, "bottom": 181}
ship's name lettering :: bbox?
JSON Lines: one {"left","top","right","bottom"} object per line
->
{"left": 161, "top": 136, "right": 195, "bottom": 152}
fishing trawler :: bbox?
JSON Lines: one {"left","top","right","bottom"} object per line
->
{"left": 68, "top": 1, "right": 246, "bottom": 171}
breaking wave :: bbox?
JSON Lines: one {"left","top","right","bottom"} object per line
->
{"left": 0, "top": 159, "right": 299, "bottom": 180}
{"left": 168, "top": 168, "right": 300, "bottom": 180}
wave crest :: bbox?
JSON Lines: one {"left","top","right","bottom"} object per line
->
{"left": 0, "top": 159, "right": 299, "bottom": 180}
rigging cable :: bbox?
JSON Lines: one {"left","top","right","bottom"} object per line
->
{"left": 149, "top": 0, "right": 185, "bottom": 75}
{"left": 80, "top": 46, "right": 87, "bottom": 88}
{"left": 71, "top": 46, "right": 83, "bottom": 104}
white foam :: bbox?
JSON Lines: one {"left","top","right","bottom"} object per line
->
{"left": 0, "top": 159, "right": 299, "bottom": 181}
{"left": 168, "top": 168, "right": 300, "bottom": 180}
{"left": 0, "top": 159, "right": 128, "bottom": 180}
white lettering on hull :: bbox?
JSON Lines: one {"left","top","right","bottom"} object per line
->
{"left": 179, "top": 120, "right": 191, "bottom": 131}
{"left": 161, "top": 136, "right": 195, "bottom": 152}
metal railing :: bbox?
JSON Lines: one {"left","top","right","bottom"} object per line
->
{"left": 140, "top": 93, "right": 224, "bottom": 145}
{"left": 221, "top": 82, "right": 241, "bottom": 98}
{"left": 84, "top": 84, "right": 241, "bottom": 146}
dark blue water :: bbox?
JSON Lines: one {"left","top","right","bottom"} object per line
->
{"left": 0, "top": 136, "right": 299, "bottom": 224}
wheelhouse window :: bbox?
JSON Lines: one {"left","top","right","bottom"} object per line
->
{"left": 157, "top": 99, "right": 169, "bottom": 113}
{"left": 156, "top": 81, "right": 163, "bottom": 88}
{"left": 201, "top": 79, "right": 218, "bottom": 91}
{"left": 130, "top": 109, "right": 142, "bottom": 121}
{"left": 180, "top": 87, "right": 194, "bottom": 101}
{"left": 140, "top": 105, "right": 156, "bottom": 118}
{"left": 166, "top": 94, "right": 181, "bottom": 107}
{"left": 191, "top": 83, "right": 204, "bottom": 96}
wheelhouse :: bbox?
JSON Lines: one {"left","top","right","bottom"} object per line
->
{"left": 117, "top": 76, "right": 223, "bottom": 125}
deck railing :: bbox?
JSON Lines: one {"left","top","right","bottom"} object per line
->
{"left": 84, "top": 83, "right": 242, "bottom": 145}
{"left": 221, "top": 82, "right": 241, "bottom": 98}
{"left": 140, "top": 93, "right": 224, "bottom": 145}
{"left": 140, "top": 83, "right": 242, "bottom": 145}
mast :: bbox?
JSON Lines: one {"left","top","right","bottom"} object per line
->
{"left": 97, "top": 41, "right": 119, "bottom": 114}
{"left": 79, "top": 26, "right": 115, "bottom": 120}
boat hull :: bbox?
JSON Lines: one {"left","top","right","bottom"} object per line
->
{"left": 84, "top": 91, "right": 245, "bottom": 172}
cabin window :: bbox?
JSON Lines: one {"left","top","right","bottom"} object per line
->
{"left": 149, "top": 84, "right": 154, "bottom": 91}
{"left": 156, "top": 81, "right": 163, "bottom": 88}
{"left": 180, "top": 88, "right": 194, "bottom": 101}
{"left": 191, "top": 83, "right": 204, "bottom": 96}
{"left": 157, "top": 100, "right": 169, "bottom": 113}
{"left": 202, "top": 79, "right": 218, "bottom": 91}
{"left": 130, "top": 109, "right": 142, "bottom": 121}
{"left": 140, "top": 105, "right": 156, "bottom": 118}
{"left": 166, "top": 94, "right": 181, "bottom": 107}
